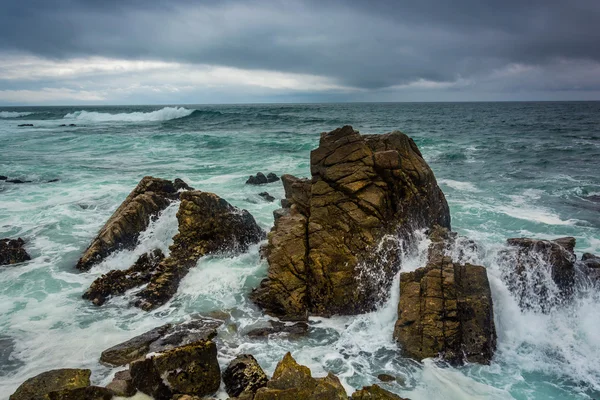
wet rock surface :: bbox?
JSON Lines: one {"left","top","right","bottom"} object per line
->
{"left": 246, "top": 320, "right": 309, "bottom": 338}
{"left": 9, "top": 369, "right": 91, "bottom": 400}
{"left": 100, "top": 318, "right": 221, "bottom": 366}
{"left": 76, "top": 176, "right": 182, "bottom": 271}
{"left": 223, "top": 354, "right": 269, "bottom": 398}
{"left": 106, "top": 370, "right": 135, "bottom": 397}
{"left": 582, "top": 252, "right": 600, "bottom": 269}
{"left": 47, "top": 386, "right": 113, "bottom": 400}
{"left": 0, "top": 238, "right": 31, "bottom": 266}
{"left": 134, "top": 190, "right": 265, "bottom": 310}
{"left": 351, "top": 385, "right": 407, "bottom": 399}
{"left": 258, "top": 192, "right": 276, "bottom": 202}
{"left": 252, "top": 126, "right": 450, "bottom": 320}
{"left": 246, "top": 172, "right": 280, "bottom": 185}
{"left": 83, "top": 249, "right": 165, "bottom": 305}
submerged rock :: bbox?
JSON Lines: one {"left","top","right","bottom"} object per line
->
{"left": 258, "top": 192, "right": 276, "bottom": 202}
{"left": 100, "top": 318, "right": 221, "bottom": 366}
{"left": 0, "top": 175, "right": 7, "bottom": 180}
{"left": 9, "top": 369, "right": 91, "bottom": 400}
{"left": 351, "top": 385, "right": 407, "bottom": 399}
{"left": 222, "top": 354, "right": 269, "bottom": 398}
{"left": 6, "top": 179, "right": 31, "bottom": 183}
{"left": 0, "top": 238, "right": 31, "bottom": 266}
{"left": 17, "top": 124, "right": 33, "bottom": 127}
{"left": 75, "top": 176, "right": 182, "bottom": 271}
{"left": 251, "top": 126, "right": 450, "bottom": 320}
{"left": 253, "top": 352, "right": 347, "bottom": 400}
{"left": 393, "top": 254, "right": 496, "bottom": 365}
{"left": 246, "top": 320, "right": 309, "bottom": 338}
{"left": 134, "top": 190, "right": 264, "bottom": 310}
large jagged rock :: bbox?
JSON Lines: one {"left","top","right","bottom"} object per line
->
{"left": 134, "top": 190, "right": 265, "bottom": 310}
{"left": 252, "top": 126, "right": 450, "bottom": 320}
{"left": 83, "top": 249, "right": 165, "bottom": 305}
{"left": 351, "top": 385, "right": 408, "bottom": 400}
{"left": 222, "top": 354, "right": 268, "bottom": 398}
{"left": 394, "top": 253, "right": 496, "bottom": 365}
{"left": 9, "top": 369, "right": 91, "bottom": 400}
{"left": 129, "top": 339, "right": 220, "bottom": 400}
{"left": 100, "top": 318, "right": 221, "bottom": 366}
{"left": 75, "top": 176, "right": 185, "bottom": 271}
{"left": 0, "top": 238, "right": 30, "bottom": 266}
{"left": 503, "top": 237, "right": 576, "bottom": 311}
{"left": 253, "top": 353, "right": 347, "bottom": 400}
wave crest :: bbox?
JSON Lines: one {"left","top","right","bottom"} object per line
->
{"left": 63, "top": 107, "right": 195, "bottom": 122}
{"left": 0, "top": 111, "right": 33, "bottom": 118}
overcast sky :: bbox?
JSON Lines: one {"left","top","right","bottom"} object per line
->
{"left": 1, "top": 0, "right": 600, "bottom": 105}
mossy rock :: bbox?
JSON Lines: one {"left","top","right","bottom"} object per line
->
{"left": 9, "top": 369, "right": 91, "bottom": 400}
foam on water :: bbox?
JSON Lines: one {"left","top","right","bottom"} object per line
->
{"left": 439, "top": 178, "right": 481, "bottom": 192}
{"left": 63, "top": 107, "right": 195, "bottom": 122}
{"left": 0, "top": 111, "right": 33, "bottom": 118}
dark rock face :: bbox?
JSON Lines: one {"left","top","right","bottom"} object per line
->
{"left": 0, "top": 238, "right": 31, "bottom": 266}
{"left": 251, "top": 126, "right": 450, "bottom": 320}
{"left": 47, "top": 386, "right": 113, "bottom": 400}
{"left": 351, "top": 385, "right": 407, "bottom": 399}
{"left": 134, "top": 190, "right": 265, "bottom": 310}
{"left": 253, "top": 353, "right": 347, "bottom": 400}
{"left": 246, "top": 320, "right": 309, "bottom": 338}
{"left": 259, "top": 192, "right": 276, "bottom": 202}
{"left": 129, "top": 339, "right": 221, "bottom": 400}
{"left": 18, "top": 124, "right": 33, "bottom": 127}
{"left": 393, "top": 253, "right": 496, "bottom": 365}
{"left": 76, "top": 176, "right": 181, "bottom": 271}
{"left": 174, "top": 178, "right": 194, "bottom": 191}
{"left": 6, "top": 179, "right": 31, "bottom": 183}
{"left": 582, "top": 253, "right": 600, "bottom": 269}
{"left": 246, "top": 173, "right": 280, "bottom": 185}
{"left": 100, "top": 318, "right": 221, "bottom": 366}
{"left": 83, "top": 249, "right": 165, "bottom": 305}
{"left": 0, "top": 175, "right": 7, "bottom": 180}
{"left": 223, "top": 354, "right": 269, "bottom": 398}
{"left": 503, "top": 237, "right": 576, "bottom": 311}
{"left": 9, "top": 369, "right": 91, "bottom": 400}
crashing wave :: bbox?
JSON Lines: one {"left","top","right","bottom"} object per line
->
{"left": 63, "top": 107, "right": 195, "bottom": 122}
{"left": 0, "top": 111, "right": 33, "bottom": 118}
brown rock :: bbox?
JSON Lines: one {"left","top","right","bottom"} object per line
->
{"left": 222, "top": 354, "right": 268, "bottom": 397}
{"left": 393, "top": 256, "right": 496, "bottom": 365}
{"left": 252, "top": 126, "right": 450, "bottom": 319}
{"left": 582, "top": 253, "right": 600, "bottom": 269}
{"left": 135, "top": 190, "right": 265, "bottom": 310}
{"left": 47, "top": 386, "right": 113, "bottom": 400}
{"left": 246, "top": 321, "right": 309, "bottom": 338}
{"left": 376, "top": 374, "right": 396, "bottom": 383}
{"left": 9, "top": 369, "right": 91, "bottom": 400}
{"left": 351, "top": 385, "right": 407, "bottom": 399}
{"left": 76, "top": 176, "right": 181, "bottom": 271}
{"left": 106, "top": 370, "right": 135, "bottom": 397}
{"left": 0, "top": 238, "right": 31, "bottom": 266}
{"left": 83, "top": 249, "right": 165, "bottom": 305}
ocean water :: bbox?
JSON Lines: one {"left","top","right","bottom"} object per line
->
{"left": 0, "top": 102, "right": 599, "bottom": 399}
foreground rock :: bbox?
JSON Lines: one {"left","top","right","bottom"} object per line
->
{"left": 47, "top": 386, "right": 113, "bottom": 400}
{"left": 106, "top": 370, "right": 135, "bottom": 397}
{"left": 252, "top": 126, "right": 450, "bottom": 320}
{"left": 0, "top": 238, "right": 31, "bottom": 266}
{"left": 76, "top": 176, "right": 187, "bottom": 271}
{"left": 134, "top": 190, "right": 265, "bottom": 310}
{"left": 100, "top": 318, "right": 221, "bottom": 366}
{"left": 83, "top": 249, "right": 165, "bottom": 305}
{"left": 351, "top": 385, "right": 408, "bottom": 399}
{"left": 9, "top": 369, "right": 91, "bottom": 400}
{"left": 223, "top": 354, "right": 268, "bottom": 398}
{"left": 503, "top": 237, "right": 576, "bottom": 311}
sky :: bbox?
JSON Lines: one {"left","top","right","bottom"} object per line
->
{"left": 1, "top": 0, "right": 600, "bottom": 105}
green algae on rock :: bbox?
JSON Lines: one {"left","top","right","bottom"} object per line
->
{"left": 9, "top": 369, "right": 91, "bottom": 400}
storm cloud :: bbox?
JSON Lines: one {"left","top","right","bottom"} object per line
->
{"left": 1, "top": 0, "right": 599, "bottom": 104}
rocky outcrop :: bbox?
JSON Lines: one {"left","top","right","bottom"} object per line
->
{"left": 503, "top": 237, "right": 576, "bottom": 311}
{"left": 252, "top": 126, "right": 450, "bottom": 320}
{"left": 134, "top": 190, "right": 265, "bottom": 310}
{"left": 9, "top": 369, "right": 91, "bottom": 400}
{"left": 129, "top": 338, "right": 220, "bottom": 400}
{"left": 351, "top": 385, "right": 408, "bottom": 400}
{"left": 76, "top": 176, "right": 184, "bottom": 271}
{"left": 223, "top": 354, "right": 269, "bottom": 398}
{"left": 0, "top": 238, "right": 30, "bottom": 266}
{"left": 246, "top": 172, "right": 280, "bottom": 185}
{"left": 100, "top": 318, "right": 221, "bottom": 366}
{"left": 393, "top": 253, "right": 496, "bottom": 364}
{"left": 83, "top": 249, "right": 165, "bottom": 305}
{"left": 253, "top": 353, "right": 347, "bottom": 400}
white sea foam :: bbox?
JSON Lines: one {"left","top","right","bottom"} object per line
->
{"left": 439, "top": 179, "right": 481, "bottom": 192}
{"left": 0, "top": 111, "right": 33, "bottom": 118}
{"left": 63, "top": 107, "right": 195, "bottom": 122}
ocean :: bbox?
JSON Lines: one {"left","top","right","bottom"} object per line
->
{"left": 0, "top": 102, "right": 599, "bottom": 399}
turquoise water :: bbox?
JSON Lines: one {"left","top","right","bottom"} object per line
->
{"left": 0, "top": 103, "right": 599, "bottom": 399}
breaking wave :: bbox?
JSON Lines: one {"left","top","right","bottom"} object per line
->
{"left": 0, "top": 111, "right": 33, "bottom": 118}
{"left": 63, "top": 107, "right": 195, "bottom": 122}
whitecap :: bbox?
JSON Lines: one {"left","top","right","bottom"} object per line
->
{"left": 0, "top": 111, "right": 33, "bottom": 118}
{"left": 63, "top": 107, "right": 195, "bottom": 122}
{"left": 439, "top": 179, "right": 481, "bottom": 192}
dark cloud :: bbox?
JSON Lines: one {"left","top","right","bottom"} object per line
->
{"left": 0, "top": 0, "right": 599, "bottom": 93}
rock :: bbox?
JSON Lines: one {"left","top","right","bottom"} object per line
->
{"left": 6, "top": 179, "right": 31, "bottom": 183}
{"left": 83, "top": 249, "right": 165, "bottom": 306}
{"left": 174, "top": 178, "right": 194, "bottom": 191}
{"left": 253, "top": 353, "right": 347, "bottom": 400}
{"left": 76, "top": 176, "right": 180, "bottom": 271}
{"left": 18, "top": 124, "right": 33, "bottom": 127}
{"left": 47, "top": 179, "right": 60, "bottom": 183}
{"left": 393, "top": 255, "right": 496, "bottom": 365}
{"left": 582, "top": 253, "right": 600, "bottom": 269}
{"left": 0, "top": 238, "right": 31, "bottom": 266}
{"left": 106, "top": 370, "right": 135, "bottom": 397}
{"left": 130, "top": 339, "right": 220, "bottom": 400}
{"left": 258, "top": 192, "right": 276, "bottom": 202}
{"left": 266, "top": 173, "right": 280, "bottom": 183}
{"left": 351, "top": 385, "right": 407, "bottom": 399}
{"left": 69, "top": 124, "right": 76, "bottom": 127}
{"left": 0, "top": 175, "right": 7, "bottom": 180}
{"left": 246, "top": 320, "right": 309, "bottom": 338}
{"left": 134, "top": 190, "right": 264, "bottom": 310}
{"left": 9, "top": 369, "right": 91, "bottom": 400}
{"left": 246, "top": 172, "right": 268, "bottom": 185}
{"left": 47, "top": 386, "right": 113, "bottom": 400}
{"left": 100, "top": 318, "right": 221, "bottom": 366}
{"left": 504, "top": 237, "right": 576, "bottom": 311}
{"left": 223, "top": 354, "right": 268, "bottom": 398}
{"left": 376, "top": 374, "right": 395, "bottom": 383}
{"left": 252, "top": 126, "right": 450, "bottom": 320}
